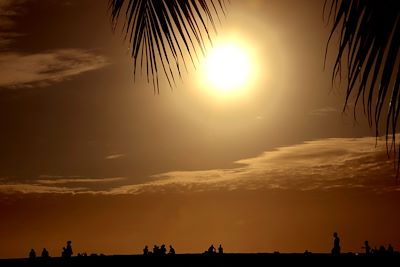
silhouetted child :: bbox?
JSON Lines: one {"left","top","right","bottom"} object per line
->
{"left": 362, "top": 240, "right": 371, "bottom": 255}
{"left": 331, "top": 232, "right": 341, "bottom": 256}
{"left": 143, "top": 245, "right": 149, "bottom": 255}
{"left": 41, "top": 248, "right": 49, "bottom": 258}
{"left": 218, "top": 244, "right": 223, "bottom": 254}
{"left": 29, "top": 249, "right": 36, "bottom": 259}
{"left": 169, "top": 245, "right": 175, "bottom": 255}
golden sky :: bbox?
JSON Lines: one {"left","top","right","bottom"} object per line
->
{"left": 0, "top": 0, "right": 399, "bottom": 258}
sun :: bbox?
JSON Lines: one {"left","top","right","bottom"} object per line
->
{"left": 202, "top": 42, "right": 252, "bottom": 94}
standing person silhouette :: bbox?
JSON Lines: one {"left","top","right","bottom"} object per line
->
{"left": 218, "top": 244, "right": 223, "bottom": 254}
{"left": 362, "top": 240, "right": 371, "bottom": 255}
{"left": 62, "top": 241, "right": 73, "bottom": 258}
{"left": 160, "top": 244, "right": 167, "bottom": 255}
{"left": 331, "top": 232, "right": 341, "bottom": 256}
{"left": 388, "top": 244, "right": 394, "bottom": 254}
{"left": 143, "top": 245, "right": 149, "bottom": 255}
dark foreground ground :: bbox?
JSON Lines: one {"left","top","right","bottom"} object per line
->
{"left": 0, "top": 253, "right": 399, "bottom": 267}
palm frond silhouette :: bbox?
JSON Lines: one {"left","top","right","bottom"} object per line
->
{"left": 110, "top": 0, "right": 400, "bottom": 161}
{"left": 324, "top": 0, "right": 400, "bottom": 154}
{"left": 109, "top": 0, "right": 226, "bottom": 92}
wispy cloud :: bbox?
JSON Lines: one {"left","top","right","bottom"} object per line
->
{"left": 109, "top": 136, "right": 399, "bottom": 194}
{"left": 0, "top": 176, "right": 126, "bottom": 194}
{"left": 309, "top": 106, "right": 338, "bottom": 116}
{"left": 105, "top": 154, "right": 125, "bottom": 160}
{"left": 0, "top": 32, "right": 23, "bottom": 50}
{"left": 0, "top": 49, "right": 109, "bottom": 89}
{"left": 0, "top": 184, "right": 85, "bottom": 194}
{"left": 0, "top": 1, "right": 109, "bottom": 88}
{"left": 0, "top": 0, "right": 27, "bottom": 28}
{"left": 1, "top": 136, "right": 398, "bottom": 195}
{"left": 0, "top": 0, "right": 27, "bottom": 48}
{"left": 36, "top": 177, "right": 126, "bottom": 185}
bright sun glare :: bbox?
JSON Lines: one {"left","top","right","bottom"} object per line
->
{"left": 203, "top": 42, "right": 252, "bottom": 94}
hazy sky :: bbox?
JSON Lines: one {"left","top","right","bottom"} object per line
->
{"left": 0, "top": 0, "right": 399, "bottom": 258}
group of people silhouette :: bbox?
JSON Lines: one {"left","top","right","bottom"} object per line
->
{"left": 204, "top": 244, "right": 224, "bottom": 255}
{"left": 143, "top": 244, "right": 175, "bottom": 256}
{"left": 29, "top": 248, "right": 49, "bottom": 259}
{"left": 28, "top": 234, "right": 397, "bottom": 259}
{"left": 331, "top": 232, "right": 396, "bottom": 256}
{"left": 29, "top": 241, "right": 73, "bottom": 259}
{"left": 141, "top": 244, "right": 224, "bottom": 256}
{"left": 362, "top": 240, "right": 395, "bottom": 256}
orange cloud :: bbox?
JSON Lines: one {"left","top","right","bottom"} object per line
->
{"left": 1, "top": 136, "right": 398, "bottom": 195}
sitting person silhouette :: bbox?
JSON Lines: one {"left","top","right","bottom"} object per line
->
{"left": 362, "top": 240, "right": 371, "bottom": 255}
{"left": 169, "top": 245, "right": 175, "bottom": 255}
{"left": 218, "top": 244, "right": 223, "bottom": 254}
{"left": 208, "top": 244, "right": 216, "bottom": 254}
{"left": 331, "top": 232, "right": 341, "bottom": 256}
{"left": 29, "top": 248, "right": 36, "bottom": 259}
{"left": 153, "top": 245, "right": 159, "bottom": 255}
{"left": 41, "top": 248, "right": 49, "bottom": 258}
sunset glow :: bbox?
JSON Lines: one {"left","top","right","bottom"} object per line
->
{"left": 0, "top": 0, "right": 399, "bottom": 260}
{"left": 202, "top": 42, "right": 253, "bottom": 95}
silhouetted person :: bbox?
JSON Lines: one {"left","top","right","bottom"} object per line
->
{"left": 379, "top": 245, "right": 386, "bottom": 255}
{"left": 218, "top": 244, "right": 223, "bottom": 254}
{"left": 169, "top": 245, "right": 175, "bottom": 255}
{"left": 362, "top": 240, "right": 371, "bottom": 255}
{"left": 153, "top": 245, "right": 159, "bottom": 255}
{"left": 388, "top": 244, "right": 394, "bottom": 254}
{"left": 160, "top": 244, "right": 167, "bottom": 255}
{"left": 143, "top": 245, "right": 149, "bottom": 255}
{"left": 62, "top": 241, "right": 73, "bottom": 258}
{"left": 331, "top": 232, "right": 341, "bottom": 256}
{"left": 208, "top": 245, "right": 216, "bottom": 254}
{"left": 29, "top": 249, "right": 36, "bottom": 259}
{"left": 41, "top": 248, "right": 49, "bottom": 258}
{"left": 66, "top": 241, "right": 73, "bottom": 256}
